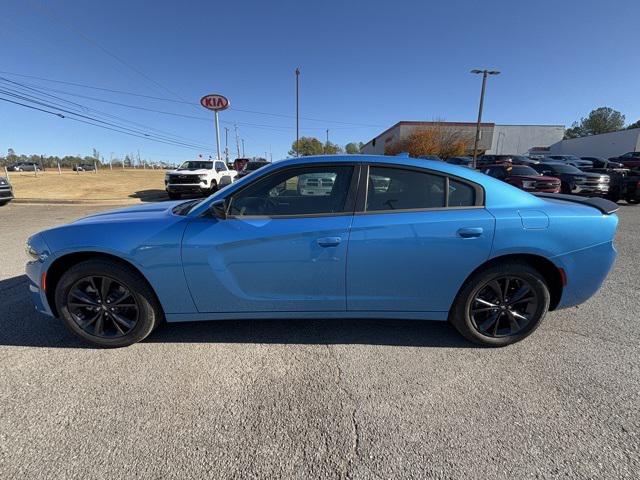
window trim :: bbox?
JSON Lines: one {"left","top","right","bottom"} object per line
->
{"left": 223, "top": 163, "right": 362, "bottom": 219}
{"left": 355, "top": 163, "right": 485, "bottom": 215}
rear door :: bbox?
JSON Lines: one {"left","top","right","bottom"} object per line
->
{"left": 347, "top": 165, "right": 495, "bottom": 313}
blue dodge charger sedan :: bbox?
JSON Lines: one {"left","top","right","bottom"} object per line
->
{"left": 25, "top": 155, "right": 619, "bottom": 347}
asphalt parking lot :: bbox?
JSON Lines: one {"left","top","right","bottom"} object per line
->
{"left": 0, "top": 202, "right": 638, "bottom": 479}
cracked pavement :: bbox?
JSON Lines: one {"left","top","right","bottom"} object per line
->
{"left": 0, "top": 202, "right": 639, "bottom": 479}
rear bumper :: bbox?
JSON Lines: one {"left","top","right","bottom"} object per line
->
{"left": 553, "top": 241, "right": 617, "bottom": 310}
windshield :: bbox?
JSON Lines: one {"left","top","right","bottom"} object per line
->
{"left": 245, "top": 162, "right": 267, "bottom": 171}
{"left": 177, "top": 161, "right": 213, "bottom": 170}
{"left": 510, "top": 166, "right": 539, "bottom": 176}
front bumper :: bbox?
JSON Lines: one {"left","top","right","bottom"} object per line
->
{"left": 571, "top": 183, "right": 609, "bottom": 195}
{"left": 166, "top": 183, "right": 208, "bottom": 193}
{"left": 0, "top": 186, "right": 13, "bottom": 200}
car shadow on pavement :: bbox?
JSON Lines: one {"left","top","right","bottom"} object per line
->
{"left": 0, "top": 275, "right": 473, "bottom": 349}
{"left": 129, "top": 189, "right": 170, "bottom": 202}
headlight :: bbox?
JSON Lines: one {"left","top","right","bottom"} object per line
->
{"left": 25, "top": 242, "right": 41, "bottom": 261}
{"left": 521, "top": 180, "right": 536, "bottom": 189}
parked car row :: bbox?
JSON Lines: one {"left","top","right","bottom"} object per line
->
{"left": 465, "top": 152, "right": 640, "bottom": 203}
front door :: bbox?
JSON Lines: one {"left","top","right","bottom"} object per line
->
{"left": 182, "top": 164, "right": 358, "bottom": 313}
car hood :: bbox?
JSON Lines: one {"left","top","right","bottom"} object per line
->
{"left": 167, "top": 168, "right": 209, "bottom": 175}
{"left": 73, "top": 200, "right": 185, "bottom": 225}
{"left": 510, "top": 175, "right": 559, "bottom": 182}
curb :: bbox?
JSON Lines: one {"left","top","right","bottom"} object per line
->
{"left": 11, "top": 197, "right": 166, "bottom": 206}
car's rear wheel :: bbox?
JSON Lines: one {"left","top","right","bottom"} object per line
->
{"left": 55, "top": 260, "right": 163, "bottom": 347}
{"left": 449, "top": 262, "right": 550, "bottom": 346}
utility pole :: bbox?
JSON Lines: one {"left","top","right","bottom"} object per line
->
{"left": 242, "top": 139, "right": 245, "bottom": 157}
{"left": 295, "top": 67, "right": 300, "bottom": 157}
{"left": 470, "top": 69, "right": 500, "bottom": 169}
{"left": 224, "top": 127, "right": 229, "bottom": 163}
{"left": 326, "top": 129, "right": 330, "bottom": 153}
{"left": 234, "top": 124, "right": 241, "bottom": 158}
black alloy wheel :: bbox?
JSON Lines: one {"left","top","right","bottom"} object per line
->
{"left": 67, "top": 275, "right": 139, "bottom": 338}
{"left": 449, "top": 261, "right": 550, "bottom": 346}
{"left": 469, "top": 276, "right": 538, "bottom": 338}
{"left": 55, "top": 259, "right": 162, "bottom": 347}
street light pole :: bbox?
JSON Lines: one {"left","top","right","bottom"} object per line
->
{"left": 470, "top": 69, "right": 500, "bottom": 169}
{"left": 295, "top": 67, "right": 300, "bottom": 157}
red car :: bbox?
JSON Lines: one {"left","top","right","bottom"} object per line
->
{"left": 609, "top": 152, "right": 640, "bottom": 169}
{"left": 482, "top": 164, "right": 561, "bottom": 193}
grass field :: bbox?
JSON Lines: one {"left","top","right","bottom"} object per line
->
{"left": 5, "top": 169, "right": 168, "bottom": 202}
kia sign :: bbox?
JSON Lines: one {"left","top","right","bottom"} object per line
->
{"left": 200, "top": 94, "right": 229, "bottom": 111}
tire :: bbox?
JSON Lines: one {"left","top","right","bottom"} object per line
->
{"left": 54, "top": 259, "right": 163, "bottom": 347}
{"left": 449, "top": 261, "right": 550, "bottom": 347}
{"left": 168, "top": 191, "right": 181, "bottom": 200}
{"left": 0, "top": 200, "right": 9, "bottom": 207}
{"left": 560, "top": 182, "right": 571, "bottom": 194}
{"left": 207, "top": 180, "right": 218, "bottom": 195}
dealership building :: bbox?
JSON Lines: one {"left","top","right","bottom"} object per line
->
{"left": 537, "top": 127, "right": 640, "bottom": 159}
{"left": 361, "top": 121, "right": 565, "bottom": 156}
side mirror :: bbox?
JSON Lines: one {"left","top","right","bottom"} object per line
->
{"left": 211, "top": 198, "right": 228, "bottom": 219}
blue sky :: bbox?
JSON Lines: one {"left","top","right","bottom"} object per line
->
{"left": 1, "top": 0, "right": 639, "bottom": 163}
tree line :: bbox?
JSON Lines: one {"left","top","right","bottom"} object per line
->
{"left": 0, "top": 148, "right": 168, "bottom": 169}
{"left": 289, "top": 139, "right": 364, "bottom": 156}
{"left": 564, "top": 107, "right": 640, "bottom": 139}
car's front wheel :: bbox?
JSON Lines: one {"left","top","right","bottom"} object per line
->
{"left": 449, "top": 262, "right": 550, "bottom": 346}
{"left": 55, "top": 259, "right": 163, "bottom": 347}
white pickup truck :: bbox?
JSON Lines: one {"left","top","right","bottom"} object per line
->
{"left": 164, "top": 159, "right": 237, "bottom": 199}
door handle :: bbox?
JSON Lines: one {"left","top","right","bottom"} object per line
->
{"left": 317, "top": 236, "right": 342, "bottom": 247}
{"left": 457, "top": 227, "right": 483, "bottom": 238}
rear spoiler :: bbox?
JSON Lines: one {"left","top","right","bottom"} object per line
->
{"left": 534, "top": 193, "right": 619, "bottom": 215}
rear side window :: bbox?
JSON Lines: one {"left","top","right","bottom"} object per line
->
{"left": 367, "top": 167, "right": 445, "bottom": 211}
{"left": 449, "top": 179, "right": 475, "bottom": 207}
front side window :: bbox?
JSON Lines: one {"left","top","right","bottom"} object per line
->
{"left": 367, "top": 167, "right": 446, "bottom": 211}
{"left": 229, "top": 165, "right": 354, "bottom": 217}
{"left": 215, "top": 161, "right": 227, "bottom": 172}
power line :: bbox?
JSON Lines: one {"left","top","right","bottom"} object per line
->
{"left": 0, "top": 70, "right": 385, "bottom": 128}
{"left": 0, "top": 77, "right": 213, "bottom": 146}
{"left": 0, "top": 91, "right": 215, "bottom": 152}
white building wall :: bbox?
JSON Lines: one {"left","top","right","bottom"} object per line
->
{"left": 547, "top": 128, "right": 640, "bottom": 158}
{"left": 487, "top": 125, "right": 565, "bottom": 155}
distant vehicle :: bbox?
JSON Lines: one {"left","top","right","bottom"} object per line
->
{"left": 608, "top": 152, "right": 640, "bottom": 169}
{"left": 232, "top": 158, "right": 251, "bottom": 172}
{"left": 72, "top": 164, "right": 96, "bottom": 172}
{"left": 297, "top": 172, "right": 337, "bottom": 196}
{"left": 417, "top": 155, "right": 443, "bottom": 161}
{"left": 545, "top": 155, "right": 593, "bottom": 169}
{"left": 446, "top": 156, "right": 473, "bottom": 167}
{"left": 476, "top": 155, "right": 513, "bottom": 169}
{"left": 482, "top": 164, "right": 561, "bottom": 193}
{"left": 580, "top": 157, "right": 624, "bottom": 169}
{"left": 236, "top": 160, "right": 269, "bottom": 179}
{"left": 532, "top": 162, "right": 609, "bottom": 196}
{"left": 165, "top": 159, "right": 237, "bottom": 200}
{"left": 0, "top": 176, "right": 13, "bottom": 206}
{"left": 9, "top": 162, "right": 42, "bottom": 172}
{"left": 482, "top": 154, "right": 539, "bottom": 167}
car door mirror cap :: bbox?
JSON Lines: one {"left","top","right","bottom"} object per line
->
{"left": 211, "top": 198, "right": 228, "bottom": 219}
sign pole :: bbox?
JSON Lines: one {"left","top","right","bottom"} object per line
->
{"left": 214, "top": 110, "right": 221, "bottom": 160}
